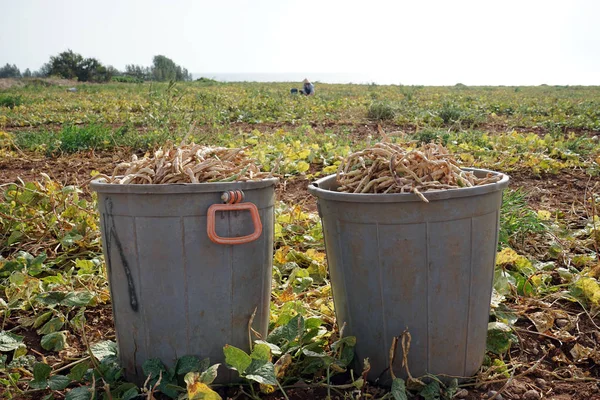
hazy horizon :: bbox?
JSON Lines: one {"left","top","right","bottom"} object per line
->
{"left": 2, "top": 0, "right": 599, "bottom": 86}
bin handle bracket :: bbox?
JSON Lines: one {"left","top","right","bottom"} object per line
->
{"left": 207, "top": 202, "right": 262, "bottom": 245}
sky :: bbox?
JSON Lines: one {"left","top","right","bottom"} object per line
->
{"left": 1, "top": 0, "right": 599, "bottom": 85}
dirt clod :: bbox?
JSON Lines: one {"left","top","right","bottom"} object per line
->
{"left": 555, "top": 318, "right": 569, "bottom": 328}
{"left": 523, "top": 389, "right": 541, "bottom": 400}
{"left": 455, "top": 388, "right": 468, "bottom": 398}
{"left": 486, "top": 390, "right": 503, "bottom": 400}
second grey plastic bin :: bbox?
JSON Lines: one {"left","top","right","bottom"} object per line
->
{"left": 91, "top": 178, "right": 277, "bottom": 384}
{"left": 308, "top": 169, "right": 509, "bottom": 383}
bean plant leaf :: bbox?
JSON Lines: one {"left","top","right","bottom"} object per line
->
{"left": 223, "top": 345, "right": 252, "bottom": 373}
{"left": 142, "top": 358, "right": 166, "bottom": 380}
{"left": 266, "top": 314, "right": 305, "bottom": 345}
{"left": 250, "top": 343, "right": 272, "bottom": 361}
{"left": 65, "top": 386, "right": 93, "bottom": 400}
{"left": 33, "top": 311, "right": 54, "bottom": 329}
{"left": 176, "top": 355, "right": 202, "bottom": 375}
{"left": 121, "top": 387, "right": 139, "bottom": 400}
{"left": 244, "top": 359, "right": 278, "bottom": 385}
{"left": 199, "top": 364, "right": 220, "bottom": 385}
{"left": 90, "top": 340, "right": 117, "bottom": 361}
{"left": 0, "top": 331, "right": 24, "bottom": 352}
{"left": 185, "top": 372, "right": 222, "bottom": 400}
{"left": 391, "top": 378, "right": 408, "bottom": 400}
{"left": 419, "top": 380, "right": 441, "bottom": 400}
{"left": 30, "top": 362, "right": 52, "bottom": 389}
{"left": 48, "top": 375, "right": 71, "bottom": 390}
{"left": 254, "top": 340, "right": 282, "bottom": 356}
{"left": 36, "top": 291, "right": 68, "bottom": 306}
{"left": 62, "top": 292, "right": 95, "bottom": 307}
{"left": 68, "top": 361, "right": 90, "bottom": 381}
{"left": 487, "top": 322, "right": 517, "bottom": 355}
{"left": 41, "top": 331, "right": 67, "bottom": 352}
{"left": 38, "top": 317, "right": 65, "bottom": 335}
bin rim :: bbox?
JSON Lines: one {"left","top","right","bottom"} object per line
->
{"left": 90, "top": 177, "right": 278, "bottom": 194}
{"left": 308, "top": 168, "right": 509, "bottom": 203}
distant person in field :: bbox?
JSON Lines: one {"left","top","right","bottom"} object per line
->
{"left": 300, "top": 78, "right": 315, "bottom": 96}
{"left": 291, "top": 78, "right": 315, "bottom": 96}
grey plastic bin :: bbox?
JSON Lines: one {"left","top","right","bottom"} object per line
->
{"left": 308, "top": 169, "right": 509, "bottom": 384}
{"left": 91, "top": 178, "right": 277, "bottom": 384}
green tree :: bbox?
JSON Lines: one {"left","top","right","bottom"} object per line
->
{"left": 46, "top": 50, "right": 113, "bottom": 82}
{"left": 0, "top": 63, "right": 21, "bottom": 78}
{"left": 22, "top": 68, "right": 32, "bottom": 78}
{"left": 151, "top": 55, "right": 191, "bottom": 82}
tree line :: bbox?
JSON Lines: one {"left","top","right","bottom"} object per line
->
{"left": 0, "top": 50, "right": 192, "bottom": 82}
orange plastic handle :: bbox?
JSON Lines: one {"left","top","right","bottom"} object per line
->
{"left": 207, "top": 202, "right": 262, "bottom": 245}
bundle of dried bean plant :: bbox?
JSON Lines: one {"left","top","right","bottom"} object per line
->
{"left": 336, "top": 142, "right": 501, "bottom": 202}
{"left": 95, "top": 144, "right": 271, "bottom": 184}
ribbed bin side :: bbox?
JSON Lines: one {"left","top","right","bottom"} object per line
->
{"left": 92, "top": 180, "right": 276, "bottom": 385}
{"left": 310, "top": 170, "right": 508, "bottom": 384}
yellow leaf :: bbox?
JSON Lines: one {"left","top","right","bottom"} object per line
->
{"left": 296, "top": 161, "right": 310, "bottom": 173}
{"left": 537, "top": 210, "right": 551, "bottom": 221}
{"left": 575, "top": 277, "right": 600, "bottom": 305}
{"left": 306, "top": 249, "right": 326, "bottom": 263}
{"left": 185, "top": 372, "right": 222, "bottom": 400}
{"left": 260, "top": 384, "right": 275, "bottom": 394}
{"left": 495, "top": 248, "right": 520, "bottom": 265}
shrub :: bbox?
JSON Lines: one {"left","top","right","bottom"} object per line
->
{"left": 0, "top": 94, "right": 23, "bottom": 108}
{"left": 368, "top": 101, "right": 395, "bottom": 121}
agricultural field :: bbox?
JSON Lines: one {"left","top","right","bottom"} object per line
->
{"left": 1, "top": 79, "right": 600, "bottom": 400}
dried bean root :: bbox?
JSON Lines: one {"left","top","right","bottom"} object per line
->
{"left": 97, "top": 144, "right": 271, "bottom": 184}
{"left": 336, "top": 142, "right": 502, "bottom": 201}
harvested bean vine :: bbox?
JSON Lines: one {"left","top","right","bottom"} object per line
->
{"left": 95, "top": 144, "right": 271, "bottom": 184}
{"left": 336, "top": 142, "right": 502, "bottom": 202}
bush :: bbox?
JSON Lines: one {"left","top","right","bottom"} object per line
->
{"left": 438, "top": 102, "right": 463, "bottom": 124}
{"left": 0, "top": 94, "right": 23, "bottom": 108}
{"left": 368, "top": 102, "right": 395, "bottom": 121}
{"left": 112, "top": 75, "right": 144, "bottom": 84}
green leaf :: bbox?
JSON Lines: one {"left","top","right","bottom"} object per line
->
{"left": 38, "top": 317, "right": 65, "bottom": 335}
{"left": 267, "top": 314, "right": 305, "bottom": 345}
{"left": 7, "top": 230, "right": 23, "bottom": 246}
{"left": 0, "top": 331, "right": 24, "bottom": 351}
{"left": 419, "top": 381, "right": 441, "bottom": 400}
{"left": 41, "top": 331, "right": 67, "bottom": 352}
{"left": 391, "top": 378, "right": 408, "bottom": 400}
{"left": 305, "top": 317, "right": 323, "bottom": 330}
{"left": 121, "top": 387, "right": 139, "bottom": 400}
{"left": 90, "top": 340, "right": 117, "bottom": 361}
{"left": 33, "top": 362, "right": 52, "bottom": 381}
{"left": 68, "top": 361, "right": 90, "bottom": 382}
{"left": 60, "top": 233, "right": 83, "bottom": 248}
{"left": 223, "top": 345, "right": 252, "bottom": 373}
{"left": 29, "top": 253, "right": 47, "bottom": 276}
{"left": 65, "top": 386, "right": 93, "bottom": 400}
{"left": 199, "top": 364, "right": 220, "bottom": 385}
{"left": 48, "top": 375, "right": 71, "bottom": 390}
{"left": 61, "top": 292, "right": 95, "bottom": 307}
{"left": 36, "top": 291, "right": 67, "bottom": 306}
{"left": 0, "top": 354, "right": 7, "bottom": 369}
{"left": 486, "top": 322, "right": 517, "bottom": 355}
{"left": 250, "top": 343, "right": 271, "bottom": 361}
{"left": 30, "top": 362, "right": 51, "bottom": 389}
{"left": 254, "top": 340, "right": 282, "bottom": 356}
{"left": 244, "top": 359, "right": 277, "bottom": 385}
{"left": 33, "top": 311, "right": 54, "bottom": 329}
{"left": 142, "top": 358, "right": 166, "bottom": 380}
{"left": 176, "top": 355, "right": 202, "bottom": 375}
